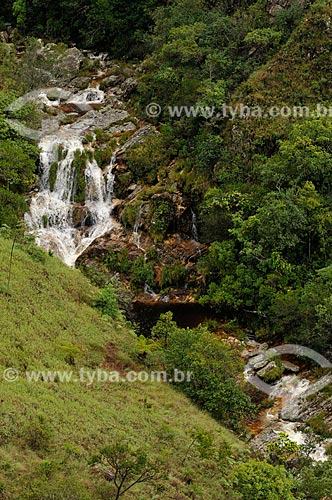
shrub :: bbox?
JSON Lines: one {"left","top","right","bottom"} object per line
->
{"left": 131, "top": 257, "right": 154, "bottom": 289}
{"left": 149, "top": 199, "right": 174, "bottom": 241}
{"left": 151, "top": 312, "right": 254, "bottom": 430}
{"left": 231, "top": 459, "right": 296, "bottom": 500}
{"left": 160, "top": 263, "right": 187, "bottom": 288}
{"left": 93, "top": 284, "right": 119, "bottom": 318}
{"left": 307, "top": 411, "right": 332, "bottom": 439}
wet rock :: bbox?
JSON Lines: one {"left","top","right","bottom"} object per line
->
{"left": 257, "top": 361, "right": 278, "bottom": 378}
{"left": 95, "top": 108, "right": 129, "bottom": 129}
{"left": 48, "top": 47, "right": 86, "bottom": 85}
{"left": 72, "top": 206, "right": 93, "bottom": 228}
{"left": 46, "top": 88, "right": 71, "bottom": 102}
{"left": 69, "top": 107, "right": 129, "bottom": 133}
{"left": 100, "top": 75, "right": 124, "bottom": 90}
{"left": 247, "top": 342, "right": 269, "bottom": 357}
{"left": 68, "top": 77, "right": 91, "bottom": 90}
{"left": 249, "top": 353, "right": 270, "bottom": 370}
{"left": 117, "top": 125, "right": 157, "bottom": 155}
{"left": 121, "top": 77, "right": 137, "bottom": 98}
{"left": 108, "top": 122, "right": 137, "bottom": 135}
{"left": 58, "top": 47, "right": 85, "bottom": 74}
{"left": 246, "top": 340, "right": 260, "bottom": 348}
{"left": 282, "top": 360, "right": 300, "bottom": 373}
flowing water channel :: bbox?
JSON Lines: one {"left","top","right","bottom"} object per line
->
{"left": 25, "top": 88, "right": 116, "bottom": 267}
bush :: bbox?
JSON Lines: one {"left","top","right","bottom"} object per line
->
{"left": 131, "top": 257, "right": 154, "bottom": 289}
{"left": 160, "top": 263, "right": 187, "bottom": 288}
{"left": 149, "top": 199, "right": 174, "bottom": 241}
{"left": 105, "top": 249, "right": 131, "bottom": 274}
{"left": 151, "top": 312, "right": 254, "bottom": 430}
{"left": 232, "top": 459, "right": 296, "bottom": 500}
{"left": 307, "top": 411, "right": 332, "bottom": 439}
{"left": 125, "top": 135, "right": 171, "bottom": 183}
{"left": 93, "top": 284, "right": 119, "bottom": 318}
{"left": 0, "top": 188, "right": 27, "bottom": 227}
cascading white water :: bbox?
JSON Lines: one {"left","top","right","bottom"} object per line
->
{"left": 25, "top": 88, "right": 116, "bottom": 267}
{"left": 191, "top": 209, "right": 199, "bottom": 242}
{"left": 133, "top": 204, "right": 144, "bottom": 251}
{"left": 263, "top": 375, "right": 332, "bottom": 461}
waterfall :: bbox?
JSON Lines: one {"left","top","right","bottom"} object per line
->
{"left": 133, "top": 204, "right": 144, "bottom": 251}
{"left": 191, "top": 209, "right": 199, "bottom": 242}
{"left": 25, "top": 87, "right": 116, "bottom": 267}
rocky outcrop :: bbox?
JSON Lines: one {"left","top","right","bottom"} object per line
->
{"left": 117, "top": 126, "right": 157, "bottom": 156}
{"left": 266, "top": 0, "right": 307, "bottom": 17}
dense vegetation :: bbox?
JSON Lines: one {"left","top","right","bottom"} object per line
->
{"left": 128, "top": 0, "right": 332, "bottom": 357}
{"left": 3, "top": 0, "right": 332, "bottom": 358}
{"left": 1, "top": 0, "right": 332, "bottom": 496}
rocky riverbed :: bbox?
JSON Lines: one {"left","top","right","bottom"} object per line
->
{"left": 242, "top": 340, "right": 332, "bottom": 461}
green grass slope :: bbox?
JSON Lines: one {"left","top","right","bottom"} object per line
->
{"left": 0, "top": 237, "right": 244, "bottom": 500}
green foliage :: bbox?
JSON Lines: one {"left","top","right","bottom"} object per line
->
{"left": 125, "top": 135, "right": 171, "bottom": 183}
{"left": 149, "top": 198, "right": 174, "bottom": 241}
{"left": 94, "top": 140, "right": 117, "bottom": 168}
{"left": 92, "top": 441, "right": 163, "bottom": 500}
{"left": 193, "top": 131, "right": 223, "bottom": 172}
{"left": 105, "top": 249, "right": 131, "bottom": 274}
{"left": 295, "top": 460, "right": 332, "bottom": 500}
{"left": 22, "top": 416, "right": 53, "bottom": 452}
{"left": 0, "top": 188, "right": 27, "bottom": 227}
{"left": 151, "top": 312, "right": 254, "bottom": 430}
{"left": 255, "top": 119, "right": 332, "bottom": 194}
{"left": 231, "top": 459, "right": 296, "bottom": 500}
{"left": 307, "top": 411, "right": 332, "bottom": 439}
{"left": 267, "top": 432, "right": 300, "bottom": 464}
{"left": 72, "top": 150, "right": 87, "bottom": 203}
{"left": 121, "top": 203, "right": 141, "bottom": 229}
{"left": 12, "top": 0, "right": 26, "bottom": 28}
{"left": 93, "top": 284, "right": 119, "bottom": 319}
{"left": 49, "top": 162, "right": 58, "bottom": 191}
{"left": 131, "top": 256, "right": 154, "bottom": 289}
{"left": 261, "top": 358, "right": 285, "bottom": 383}
{"left": 0, "top": 140, "right": 37, "bottom": 191}
{"left": 244, "top": 27, "right": 282, "bottom": 59}
{"left": 160, "top": 263, "right": 187, "bottom": 288}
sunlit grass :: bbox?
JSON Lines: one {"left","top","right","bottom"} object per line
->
{"left": 0, "top": 237, "right": 244, "bottom": 499}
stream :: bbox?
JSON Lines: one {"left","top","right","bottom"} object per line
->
{"left": 245, "top": 347, "right": 332, "bottom": 462}
{"left": 25, "top": 86, "right": 117, "bottom": 266}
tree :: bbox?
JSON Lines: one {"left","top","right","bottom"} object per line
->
{"left": 0, "top": 140, "right": 37, "bottom": 191}
{"left": 92, "top": 442, "right": 162, "bottom": 500}
{"left": 12, "top": 0, "right": 26, "bottom": 28}
{"left": 255, "top": 118, "right": 332, "bottom": 194}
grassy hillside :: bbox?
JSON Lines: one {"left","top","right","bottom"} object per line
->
{"left": 0, "top": 236, "right": 244, "bottom": 499}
